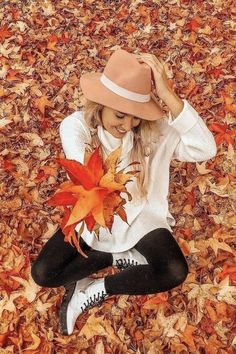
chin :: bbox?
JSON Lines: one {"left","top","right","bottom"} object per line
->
{"left": 113, "top": 133, "right": 122, "bottom": 138}
{"left": 113, "top": 128, "right": 126, "bottom": 137}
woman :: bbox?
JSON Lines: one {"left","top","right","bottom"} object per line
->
{"left": 31, "top": 49, "right": 217, "bottom": 336}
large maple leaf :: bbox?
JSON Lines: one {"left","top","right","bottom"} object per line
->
{"left": 46, "top": 146, "right": 140, "bottom": 258}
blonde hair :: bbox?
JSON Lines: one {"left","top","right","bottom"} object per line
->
{"left": 81, "top": 97, "right": 163, "bottom": 199}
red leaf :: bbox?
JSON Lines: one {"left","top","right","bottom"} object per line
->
{"left": 55, "top": 158, "right": 95, "bottom": 189}
{"left": 116, "top": 205, "right": 129, "bottom": 224}
{"left": 86, "top": 146, "right": 104, "bottom": 185}
{"left": 47, "top": 191, "right": 78, "bottom": 206}
{"left": 0, "top": 25, "right": 12, "bottom": 41}
{"left": 34, "top": 170, "right": 46, "bottom": 182}
{"left": 186, "top": 18, "right": 201, "bottom": 32}
{"left": 0, "top": 332, "right": 8, "bottom": 347}
{"left": 1, "top": 159, "right": 16, "bottom": 171}
{"left": 208, "top": 68, "right": 223, "bottom": 79}
{"left": 209, "top": 123, "right": 227, "bottom": 134}
{"left": 218, "top": 263, "right": 236, "bottom": 283}
{"left": 85, "top": 214, "right": 96, "bottom": 232}
{"left": 60, "top": 206, "right": 71, "bottom": 230}
{"left": 208, "top": 123, "right": 235, "bottom": 147}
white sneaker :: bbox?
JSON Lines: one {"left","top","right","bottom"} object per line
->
{"left": 112, "top": 248, "right": 148, "bottom": 270}
{"left": 59, "top": 277, "right": 108, "bottom": 336}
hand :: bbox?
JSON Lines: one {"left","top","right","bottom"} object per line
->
{"left": 93, "top": 222, "right": 101, "bottom": 239}
{"left": 135, "top": 53, "right": 173, "bottom": 100}
{"left": 93, "top": 222, "right": 100, "bottom": 231}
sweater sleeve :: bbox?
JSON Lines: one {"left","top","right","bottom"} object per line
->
{"left": 167, "top": 99, "right": 217, "bottom": 162}
{"left": 59, "top": 112, "right": 91, "bottom": 164}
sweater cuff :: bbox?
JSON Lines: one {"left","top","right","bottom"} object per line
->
{"left": 167, "top": 99, "right": 199, "bottom": 134}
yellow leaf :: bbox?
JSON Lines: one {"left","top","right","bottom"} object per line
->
{"left": 24, "top": 332, "right": 41, "bottom": 351}
{"left": 206, "top": 238, "right": 233, "bottom": 257}
{"left": 103, "top": 146, "right": 122, "bottom": 173}
{"left": 79, "top": 309, "right": 122, "bottom": 344}
{"left": 196, "top": 161, "right": 213, "bottom": 175}
{"left": 99, "top": 170, "right": 126, "bottom": 192}
{"left": 114, "top": 172, "right": 135, "bottom": 184}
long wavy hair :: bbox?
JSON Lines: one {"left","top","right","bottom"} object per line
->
{"left": 81, "top": 97, "right": 164, "bottom": 199}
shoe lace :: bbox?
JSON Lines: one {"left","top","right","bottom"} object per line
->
{"left": 115, "top": 258, "right": 139, "bottom": 270}
{"left": 80, "top": 290, "right": 107, "bottom": 312}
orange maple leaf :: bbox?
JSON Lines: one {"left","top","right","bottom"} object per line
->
{"left": 218, "top": 262, "right": 236, "bottom": 284}
{"left": 0, "top": 25, "right": 12, "bottom": 42}
{"left": 209, "top": 122, "right": 236, "bottom": 147}
{"left": 47, "top": 146, "right": 140, "bottom": 258}
{"left": 34, "top": 96, "right": 54, "bottom": 115}
{"left": 186, "top": 18, "right": 202, "bottom": 32}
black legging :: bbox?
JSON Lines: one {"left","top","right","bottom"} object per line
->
{"left": 31, "top": 228, "right": 189, "bottom": 295}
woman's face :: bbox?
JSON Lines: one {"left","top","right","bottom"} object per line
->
{"left": 101, "top": 106, "right": 141, "bottom": 138}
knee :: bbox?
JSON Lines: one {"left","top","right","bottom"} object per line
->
{"left": 31, "top": 260, "right": 53, "bottom": 287}
{"left": 169, "top": 258, "right": 189, "bottom": 286}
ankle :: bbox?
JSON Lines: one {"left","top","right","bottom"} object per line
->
{"left": 109, "top": 253, "right": 114, "bottom": 266}
{"left": 104, "top": 276, "right": 112, "bottom": 294}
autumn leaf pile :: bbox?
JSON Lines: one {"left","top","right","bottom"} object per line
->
{"left": 0, "top": 0, "right": 235, "bottom": 353}
{"left": 46, "top": 146, "right": 139, "bottom": 258}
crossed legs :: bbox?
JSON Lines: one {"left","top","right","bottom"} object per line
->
{"left": 31, "top": 228, "right": 188, "bottom": 294}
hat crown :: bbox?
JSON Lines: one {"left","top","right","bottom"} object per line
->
{"left": 103, "top": 49, "right": 151, "bottom": 94}
{"left": 79, "top": 48, "right": 164, "bottom": 121}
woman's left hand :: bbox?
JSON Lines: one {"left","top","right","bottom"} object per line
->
{"left": 136, "top": 53, "right": 172, "bottom": 100}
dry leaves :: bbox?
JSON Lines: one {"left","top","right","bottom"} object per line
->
{"left": 0, "top": 0, "right": 235, "bottom": 353}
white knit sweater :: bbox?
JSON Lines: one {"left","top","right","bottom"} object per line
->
{"left": 59, "top": 99, "right": 217, "bottom": 252}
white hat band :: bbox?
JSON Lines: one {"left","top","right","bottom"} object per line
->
{"left": 100, "top": 73, "right": 150, "bottom": 103}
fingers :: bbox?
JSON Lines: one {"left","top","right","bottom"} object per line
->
{"left": 139, "top": 53, "right": 165, "bottom": 67}
{"left": 135, "top": 53, "right": 167, "bottom": 82}
{"left": 141, "top": 57, "right": 161, "bottom": 74}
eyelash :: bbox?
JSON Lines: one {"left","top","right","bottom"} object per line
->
{"left": 116, "top": 114, "right": 140, "bottom": 121}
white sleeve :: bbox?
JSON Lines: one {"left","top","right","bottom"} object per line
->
{"left": 167, "top": 99, "right": 217, "bottom": 162}
{"left": 59, "top": 113, "right": 91, "bottom": 164}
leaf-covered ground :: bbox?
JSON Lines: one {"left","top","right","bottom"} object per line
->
{"left": 0, "top": 1, "right": 235, "bottom": 353}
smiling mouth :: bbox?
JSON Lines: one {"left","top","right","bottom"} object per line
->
{"left": 116, "top": 127, "right": 126, "bottom": 133}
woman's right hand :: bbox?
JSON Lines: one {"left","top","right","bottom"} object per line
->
{"left": 136, "top": 53, "right": 172, "bottom": 100}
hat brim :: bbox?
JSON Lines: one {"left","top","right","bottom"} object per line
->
{"left": 80, "top": 72, "right": 165, "bottom": 121}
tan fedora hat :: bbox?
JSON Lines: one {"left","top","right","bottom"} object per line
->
{"left": 79, "top": 49, "right": 165, "bottom": 121}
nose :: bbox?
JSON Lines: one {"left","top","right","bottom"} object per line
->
{"left": 120, "top": 117, "right": 135, "bottom": 131}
